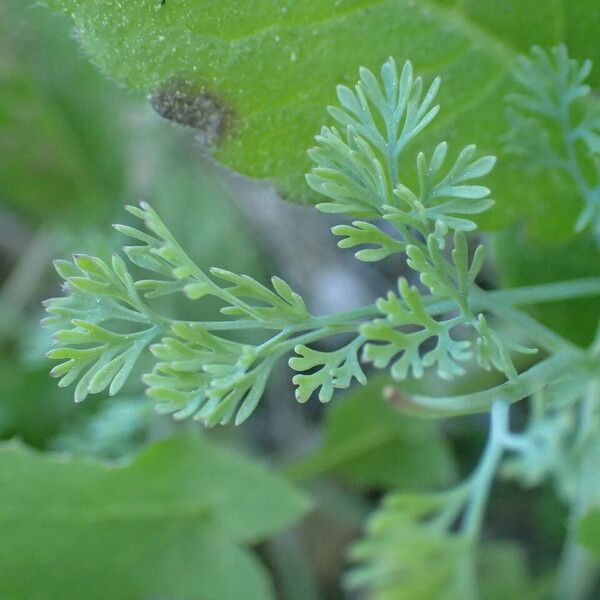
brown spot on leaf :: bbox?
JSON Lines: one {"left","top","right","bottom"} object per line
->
{"left": 150, "top": 79, "right": 232, "bottom": 146}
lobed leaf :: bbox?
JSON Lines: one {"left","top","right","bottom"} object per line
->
{"left": 361, "top": 279, "right": 472, "bottom": 381}
{"left": 0, "top": 435, "right": 309, "bottom": 600}
{"left": 289, "top": 338, "right": 366, "bottom": 403}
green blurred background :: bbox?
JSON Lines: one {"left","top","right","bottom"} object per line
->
{"left": 0, "top": 2, "right": 589, "bottom": 598}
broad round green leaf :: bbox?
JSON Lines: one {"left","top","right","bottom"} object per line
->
{"left": 0, "top": 434, "right": 310, "bottom": 600}
{"left": 45, "top": 0, "right": 600, "bottom": 238}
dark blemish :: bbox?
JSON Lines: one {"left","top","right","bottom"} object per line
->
{"left": 150, "top": 79, "right": 233, "bottom": 147}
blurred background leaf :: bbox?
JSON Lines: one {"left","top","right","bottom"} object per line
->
{"left": 44, "top": 0, "right": 600, "bottom": 241}
{"left": 0, "top": 0, "right": 133, "bottom": 223}
{"left": 0, "top": 434, "right": 309, "bottom": 600}
{"left": 288, "top": 376, "right": 457, "bottom": 490}
{"left": 491, "top": 229, "right": 600, "bottom": 347}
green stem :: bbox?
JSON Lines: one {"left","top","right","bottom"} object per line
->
{"left": 474, "top": 290, "right": 580, "bottom": 354}
{"left": 193, "top": 319, "right": 271, "bottom": 331}
{"left": 456, "top": 401, "right": 510, "bottom": 599}
{"left": 559, "top": 105, "right": 600, "bottom": 224}
{"left": 556, "top": 377, "right": 600, "bottom": 600}
{"left": 273, "top": 325, "right": 361, "bottom": 355}
{"left": 462, "top": 401, "right": 509, "bottom": 539}
{"left": 555, "top": 101, "right": 600, "bottom": 238}
{"left": 406, "top": 351, "right": 583, "bottom": 417}
{"left": 485, "top": 278, "right": 600, "bottom": 307}
{"left": 192, "top": 277, "right": 600, "bottom": 333}
{"left": 556, "top": 539, "right": 598, "bottom": 600}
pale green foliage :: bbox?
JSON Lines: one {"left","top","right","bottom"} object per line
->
{"left": 44, "top": 59, "right": 531, "bottom": 424}
{"left": 290, "top": 338, "right": 366, "bottom": 403}
{"left": 307, "top": 59, "right": 441, "bottom": 216}
{"left": 308, "top": 58, "right": 495, "bottom": 226}
{"left": 43, "top": 253, "right": 164, "bottom": 403}
{"left": 362, "top": 278, "right": 471, "bottom": 380}
{"left": 347, "top": 492, "right": 472, "bottom": 600}
{"left": 117, "top": 203, "right": 311, "bottom": 326}
{"left": 332, "top": 221, "right": 404, "bottom": 262}
{"left": 499, "top": 376, "right": 595, "bottom": 506}
{"left": 44, "top": 203, "right": 319, "bottom": 425}
{"left": 403, "top": 143, "right": 497, "bottom": 232}
{"left": 308, "top": 58, "right": 530, "bottom": 383}
{"left": 473, "top": 314, "right": 536, "bottom": 380}
{"left": 348, "top": 489, "right": 546, "bottom": 600}
{"left": 146, "top": 323, "right": 278, "bottom": 426}
{"left": 506, "top": 45, "right": 600, "bottom": 236}
{"left": 501, "top": 391, "right": 577, "bottom": 490}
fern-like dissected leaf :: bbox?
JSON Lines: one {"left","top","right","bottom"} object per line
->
{"left": 331, "top": 221, "right": 404, "bottom": 262}
{"left": 307, "top": 58, "right": 440, "bottom": 218}
{"left": 506, "top": 45, "right": 600, "bottom": 235}
{"left": 44, "top": 202, "right": 317, "bottom": 423}
{"left": 289, "top": 337, "right": 366, "bottom": 403}
{"left": 119, "top": 202, "right": 311, "bottom": 327}
{"left": 500, "top": 389, "right": 577, "bottom": 490}
{"left": 404, "top": 230, "right": 485, "bottom": 304}
{"left": 361, "top": 278, "right": 471, "bottom": 380}
{"left": 308, "top": 58, "right": 495, "bottom": 268}
{"left": 144, "top": 321, "right": 279, "bottom": 426}
{"left": 347, "top": 492, "right": 472, "bottom": 600}
{"left": 307, "top": 60, "right": 502, "bottom": 391}
{"left": 43, "top": 254, "right": 166, "bottom": 403}
{"left": 307, "top": 58, "right": 530, "bottom": 383}
{"left": 397, "top": 143, "right": 496, "bottom": 232}
{"left": 330, "top": 138, "right": 495, "bottom": 264}
{"left": 200, "top": 269, "right": 310, "bottom": 324}
{"left": 474, "top": 315, "right": 536, "bottom": 381}
{"left": 509, "top": 45, "right": 592, "bottom": 120}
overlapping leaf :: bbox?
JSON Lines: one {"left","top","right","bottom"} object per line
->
{"left": 0, "top": 435, "right": 310, "bottom": 600}
{"left": 44, "top": 203, "right": 312, "bottom": 423}
{"left": 45, "top": 0, "right": 600, "bottom": 241}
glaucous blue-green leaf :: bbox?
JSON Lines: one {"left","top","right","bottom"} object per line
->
{"left": 45, "top": 0, "right": 600, "bottom": 238}
{"left": 0, "top": 434, "right": 310, "bottom": 600}
{"left": 287, "top": 376, "right": 456, "bottom": 489}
